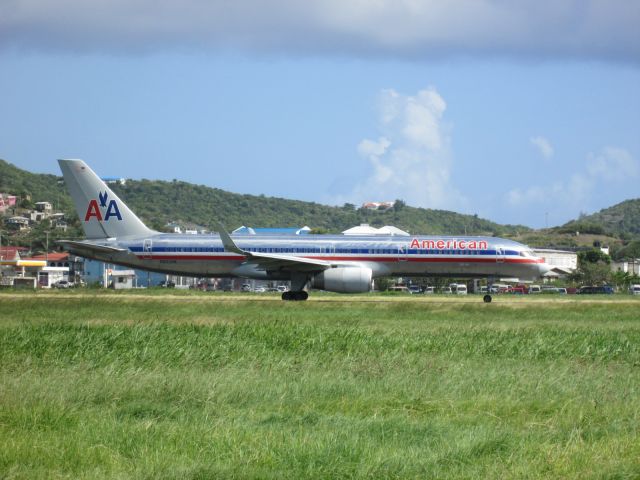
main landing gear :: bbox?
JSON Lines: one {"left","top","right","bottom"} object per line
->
{"left": 282, "top": 291, "right": 309, "bottom": 301}
{"left": 484, "top": 276, "right": 494, "bottom": 303}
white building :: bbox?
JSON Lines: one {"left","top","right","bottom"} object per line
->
{"left": 34, "top": 201, "right": 52, "bottom": 213}
{"left": 109, "top": 270, "right": 136, "bottom": 289}
{"left": 342, "top": 224, "right": 409, "bottom": 236}
{"left": 612, "top": 259, "right": 640, "bottom": 276}
{"left": 533, "top": 248, "right": 578, "bottom": 279}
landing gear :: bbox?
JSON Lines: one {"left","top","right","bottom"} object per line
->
{"left": 483, "top": 294, "right": 492, "bottom": 303}
{"left": 282, "top": 291, "right": 309, "bottom": 301}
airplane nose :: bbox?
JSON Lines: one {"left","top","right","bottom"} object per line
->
{"left": 538, "top": 261, "right": 552, "bottom": 277}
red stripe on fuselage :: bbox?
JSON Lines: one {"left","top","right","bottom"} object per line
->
{"left": 134, "top": 254, "right": 543, "bottom": 264}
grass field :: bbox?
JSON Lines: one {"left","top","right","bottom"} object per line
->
{"left": 1, "top": 292, "right": 639, "bottom": 479}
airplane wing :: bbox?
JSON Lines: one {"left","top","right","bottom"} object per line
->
{"left": 217, "top": 224, "right": 331, "bottom": 272}
{"left": 244, "top": 251, "right": 332, "bottom": 271}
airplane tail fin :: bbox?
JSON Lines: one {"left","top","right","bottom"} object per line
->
{"left": 58, "top": 159, "right": 154, "bottom": 239}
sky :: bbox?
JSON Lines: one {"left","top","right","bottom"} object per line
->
{"left": 1, "top": 0, "right": 639, "bottom": 228}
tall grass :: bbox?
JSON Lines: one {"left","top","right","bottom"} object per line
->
{"left": 1, "top": 295, "right": 639, "bottom": 479}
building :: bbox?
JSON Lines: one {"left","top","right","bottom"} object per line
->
{"left": 166, "top": 222, "right": 182, "bottom": 233}
{"left": 342, "top": 224, "right": 410, "bottom": 236}
{"left": 0, "top": 256, "right": 48, "bottom": 288}
{"left": 0, "top": 246, "right": 28, "bottom": 261}
{"left": 0, "top": 194, "right": 17, "bottom": 213}
{"left": 28, "top": 252, "right": 71, "bottom": 268}
{"left": 34, "top": 201, "right": 53, "bottom": 213}
{"left": 83, "top": 259, "right": 162, "bottom": 287}
{"left": 533, "top": 248, "right": 578, "bottom": 279}
{"left": 49, "top": 212, "right": 67, "bottom": 230}
{"left": 612, "top": 259, "right": 640, "bottom": 276}
{"left": 362, "top": 201, "right": 395, "bottom": 211}
{"left": 5, "top": 216, "right": 30, "bottom": 231}
{"left": 101, "top": 176, "right": 127, "bottom": 186}
{"left": 109, "top": 270, "right": 136, "bottom": 289}
{"left": 232, "top": 226, "right": 311, "bottom": 235}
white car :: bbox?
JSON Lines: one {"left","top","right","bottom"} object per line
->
{"left": 53, "top": 280, "right": 74, "bottom": 289}
{"left": 630, "top": 285, "right": 640, "bottom": 295}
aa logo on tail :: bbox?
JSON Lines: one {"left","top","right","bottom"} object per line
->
{"left": 85, "top": 191, "right": 122, "bottom": 221}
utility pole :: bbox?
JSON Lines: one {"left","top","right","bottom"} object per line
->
{"left": 45, "top": 231, "right": 49, "bottom": 263}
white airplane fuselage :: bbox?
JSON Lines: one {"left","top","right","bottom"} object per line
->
{"left": 67, "top": 233, "right": 548, "bottom": 281}
{"left": 57, "top": 158, "right": 549, "bottom": 300}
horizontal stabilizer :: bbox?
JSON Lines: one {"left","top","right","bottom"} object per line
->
{"left": 57, "top": 240, "right": 128, "bottom": 257}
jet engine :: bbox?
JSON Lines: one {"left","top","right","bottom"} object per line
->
{"left": 310, "top": 267, "right": 373, "bottom": 293}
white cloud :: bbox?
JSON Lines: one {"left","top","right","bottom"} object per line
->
{"left": 506, "top": 146, "right": 638, "bottom": 208}
{"left": 530, "top": 136, "right": 554, "bottom": 160}
{"left": 347, "top": 86, "right": 466, "bottom": 210}
{"left": 586, "top": 146, "right": 639, "bottom": 181}
{"left": 0, "top": 0, "right": 638, "bottom": 62}
{"left": 357, "top": 137, "right": 390, "bottom": 158}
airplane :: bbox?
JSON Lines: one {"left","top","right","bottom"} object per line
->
{"left": 57, "top": 159, "right": 551, "bottom": 302}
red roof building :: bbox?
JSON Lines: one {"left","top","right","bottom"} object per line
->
{"left": 0, "top": 246, "right": 28, "bottom": 261}
{"left": 25, "top": 252, "right": 70, "bottom": 267}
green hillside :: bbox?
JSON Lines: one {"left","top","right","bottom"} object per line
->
{"left": 0, "top": 159, "right": 75, "bottom": 212}
{"left": 559, "top": 199, "right": 640, "bottom": 238}
{"left": 109, "top": 179, "right": 527, "bottom": 236}
{"left": 1, "top": 159, "right": 528, "bottom": 240}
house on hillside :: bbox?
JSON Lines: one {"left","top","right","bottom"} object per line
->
{"left": 34, "top": 201, "right": 52, "bottom": 214}
{"left": 101, "top": 176, "right": 127, "bottom": 186}
{"left": 5, "top": 216, "right": 30, "bottom": 231}
{"left": 0, "top": 246, "right": 28, "bottom": 261}
{"left": 362, "top": 201, "right": 395, "bottom": 211}
{"left": 0, "top": 194, "right": 17, "bottom": 213}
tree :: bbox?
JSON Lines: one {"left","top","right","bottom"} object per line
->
{"left": 393, "top": 199, "right": 406, "bottom": 212}
{"left": 578, "top": 248, "right": 610, "bottom": 265}
{"left": 612, "top": 270, "right": 640, "bottom": 290}
{"left": 571, "top": 248, "right": 613, "bottom": 285}
{"left": 572, "top": 261, "right": 612, "bottom": 286}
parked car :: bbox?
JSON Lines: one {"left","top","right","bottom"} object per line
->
{"left": 541, "top": 286, "right": 567, "bottom": 294}
{"left": 629, "top": 285, "right": 640, "bottom": 295}
{"left": 241, "top": 283, "right": 252, "bottom": 292}
{"left": 408, "top": 286, "right": 423, "bottom": 294}
{"left": 423, "top": 286, "right": 435, "bottom": 294}
{"left": 388, "top": 286, "right": 410, "bottom": 293}
{"left": 158, "top": 280, "right": 175, "bottom": 288}
{"left": 503, "top": 286, "right": 527, "bottom": 294}
{"left": 191, "top": 280, "right": 216, "bottom": 291}
{"left": 53, "top": 280, "right": 74, "bottom": 289}
{"left": 578, "top": 285, "right": 614, "bottom": 294}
